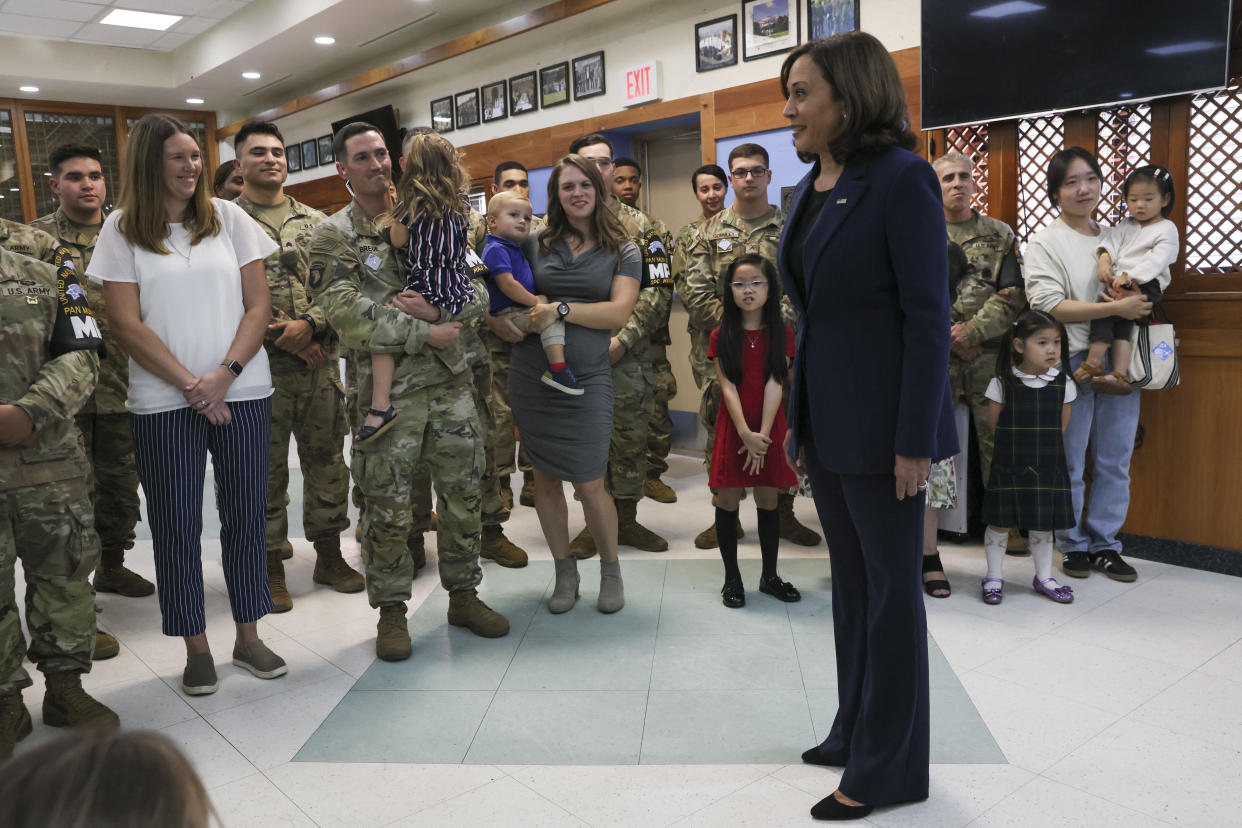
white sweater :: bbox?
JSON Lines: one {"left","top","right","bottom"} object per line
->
{"left": 1024, "top": 218, "right": 1114, "bottom": 355}
{"left": 1098, "top": 217, "right": 1178, "bottom": 292}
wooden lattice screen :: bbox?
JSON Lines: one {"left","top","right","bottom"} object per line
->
{"left": 1017, "top": 115, "right": 1065, "bottom": 244}
{"left": 944, "top": 124, "right": 990, "bottom": 213}
{"left": 1185, "top": 82, "right": 1242, "bottom": 274}
{"left": 1096, "top": 104, "right": 1153, "bottom": 226}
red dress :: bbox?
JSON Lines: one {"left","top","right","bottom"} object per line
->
{"left": 708, "top": 326, "right": 798, "bottom": 489}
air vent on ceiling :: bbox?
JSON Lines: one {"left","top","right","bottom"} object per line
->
{"left": 243, "top": 74, "right": 295, "bottom": 96}
{"left": 357, "top": 12, "right": 436, "bottom": 48}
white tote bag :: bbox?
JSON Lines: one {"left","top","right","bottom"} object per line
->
{"left": 1128, "top": 322, "right": 1179, "bottom": 390}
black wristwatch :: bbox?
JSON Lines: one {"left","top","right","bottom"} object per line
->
{"left": 220, "top": 359, "right": 244, "bottom": 378}
{"left": 298, "top": 313, "right": 316, "bottom": 334}
{"left": 556, "top": 302, "right": 570, "bottom": 319}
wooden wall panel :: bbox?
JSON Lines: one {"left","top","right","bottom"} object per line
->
{"left": 285, "top": 173, "right": 351, "bottom": 215}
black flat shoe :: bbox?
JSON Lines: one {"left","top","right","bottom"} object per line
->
{"left": 801, "top": 746, "right": 846, "bottom": 767}
{"left": 758, "top": 573, "right": 801, "bottom": 602}
{"left": 811, "top": 793, "right": 874, "bottom": 821}
{"left": 922, "top": 551, "right": 951, "bottom": 598}
{"left": 721, "top": 577, "right": 745, "bottom": 609}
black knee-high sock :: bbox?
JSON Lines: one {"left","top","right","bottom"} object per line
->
{"left": 715, "top": 506, "right": 740, "bottom": 581}
{"left": 757, "top": 506, "right": 780, "bottom": 579}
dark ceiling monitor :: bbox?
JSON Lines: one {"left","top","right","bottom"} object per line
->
{"left": 330, "top": 105, "right": 403, "bottom": 166}
{"left": 921, "top": 0, "right": 1232, "bottom": 130}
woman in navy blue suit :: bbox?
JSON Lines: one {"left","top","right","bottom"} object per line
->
{"left": 778, "top": 33, "right": 957, "bottom": 820}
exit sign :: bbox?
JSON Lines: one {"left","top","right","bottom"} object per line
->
{"left": 623, "top": 61, "right": 661, "bottom": 107}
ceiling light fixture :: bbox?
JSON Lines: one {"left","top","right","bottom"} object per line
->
{"left": 19, "top": 85, "right": 39, "bottom": 92}
{"left": 314, "top": 36, "right": 335, "bottom": 45}
{"left": 242, "top": 71, "right": 261, "bottom": 79}
{"left": 100, "top": 8, "right": 182, "bottom": 31}
{"left": 186, "top": 97, "right": 205, "bottom": 105}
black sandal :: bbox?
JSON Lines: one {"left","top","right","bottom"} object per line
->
{"left": 922, "top": 552, "right": 951, "bottom": 598}
{"left": 357, "top": 406, "right": 397, "bottom": 443}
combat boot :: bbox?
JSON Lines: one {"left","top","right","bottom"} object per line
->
{"left": 281, "top": 540, "right": 294, "bottom": 560}
{"left": 519, "top": 470, "right": 536, "bottom": 507}
{"left": 0, "top": 693, "right": 32, "bottom": 759}
{"left": 376, "top": 603, "right": 411, "bottom": 661}
{"left": 429, "top": 511, "right": 439, "bottom": 532}
{"left": 267, "top": 548, "right": 293, "bottom": 613}
{"left": 616, "top": 499, "right": 668, "bottom": 552}
{"left": 93, "top": 548, "right": 154, "bottom": 598}
{"left": 501, "top": 483, "right": 514, "bottom": 511}
{"left": 93, "top": 631, "right": 119, "bottom": 660}
{"left": 312, "top": 537, "right": 365, "bottom": 593}
{"left": 779, "top": 493, "right": 821, "bottom": 547}
{"left": 481, "top": 525, "right": 529, "bottom": 568}
{"left": 42, "top": 672, "right": 119, "bottom": 730}
{"left": 644, "top": 475, "right": 678, "bottom": 503}
{"left": 568, "top": 526, "right": 597, "bottom": 559}
{"left": 447, "top": 589, "right": 510, "bottom": 638}
{"left": 1006, "top": 528, "right": 1030, "bottom": 556}
{"left": 408, "top": 533, "right": 427, "bottom": 571}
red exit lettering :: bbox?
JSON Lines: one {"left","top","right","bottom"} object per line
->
{"left": 627, "top": 66, "right": 650, "bottom": 99}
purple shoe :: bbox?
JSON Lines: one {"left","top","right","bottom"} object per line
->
{"left": 981, "top": 578, "right": 1003, "bottom": 605}
{"left": 1033, "top": 576, "right": 1074, "bottom": 603}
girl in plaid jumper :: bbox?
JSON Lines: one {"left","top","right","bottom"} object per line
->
{"left": 979, "top": 310, "right": 1078, "bottom": 605}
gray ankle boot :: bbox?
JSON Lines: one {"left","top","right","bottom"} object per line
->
{"left": 548, "top": 557, "right": 580, "bottom": 614}
{"left": 597, "top": 560, "right": 624, "bottom": 614}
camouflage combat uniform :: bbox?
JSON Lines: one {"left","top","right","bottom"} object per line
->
{"left": 308, "top": 201, "right": 485, "bottom": 607}
{"left": 640, "top": 212, "right": 677, "bottom": 483}
{"left": 1, "top": 245, "right": 101, "bottom": 697}
{"left": 30, "top": 209, "right": 141, "bottom": 570}
{"left": 945, "top": 211, "right": 1026, "bottom": 480}
{"left": 463, "top": 209, "right": 507, "bottom": 527}
{"left": 234, "top": 194, "right": 351, "bottom": 553}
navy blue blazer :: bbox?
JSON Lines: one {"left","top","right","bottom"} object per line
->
{"left": 781, "top": 147, "right": 958, "bottom": 475}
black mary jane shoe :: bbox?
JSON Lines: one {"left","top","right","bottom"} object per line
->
{"left": 356, "top": 406, "right": 397, "bottom": 443}
{"left": 810, "top": 792, "right": 874, "bottom": 821}
{"left": 721, "top": 576, "right": 745, "bottom": 609}
{"left": 922, "top": 551, "right": 951, "bottom": 598}
{"left": 758, "top": 573, "right": 801, "bottom": 602}
{"left": 801, "top": 746, "right": 847, "bottom": 768}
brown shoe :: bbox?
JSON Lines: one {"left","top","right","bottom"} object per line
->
{"left": 408, "top": 534, "right": 427, "bottom": 571}
{"left": 312, "top": 537, "right": 365, "bottom": 593}
{"left": 281, "top": 540, "right": 294, "bottom": 560}
{"left": 644, "top": 476, "right": 678, "bottom": 503}
{"left": 695, "top": 515, "right": 745, "bottom": 549}
{"left": 569, "top": 526, "right": 598, "bottom": 559}
{"left": 267, "top": 549, "right": 293, "bottom": 613}
{"left": 1072, "top": 360, "right": 1106, "bottom": 388}
{"left": 42, "top": 672, "right": 119, "bottom": 729}
{"left": 376, "top": 603, "right": 411, "bottom": 661}
{"left": 429, "top": 511, "right": 439, "bottom": 532}
{"left": 616, "top": 499, "right": 668, "bottom": 552}
{"left": 447, "top": 589, "right": 510, "bottom": 638}
{"left": 93, "top": 558, "right": 155, "bottom": 598}
{"left": 481, "top": 525, "right": 529, "bottom": 568}
{"left": 779, "top": 493, "right": 821, "bottom": 546}
{"left": 0, "top": 693, "right": 32, "bottom": 759}
{"left": 519, "top": 471, "right": 536, "bottom": 507}
{"left": 1090, "top": 370, "right": 1133, "bottom": 395}
{"left": 93, "top": 631, "right": 119, "bottom": 661}
{"left": 501, "top": 486, "right": 514, "bottom": 511}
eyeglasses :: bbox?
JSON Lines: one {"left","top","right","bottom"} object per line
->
{"left": 729, "top": 279, "right": 769, "bottom": 290}
{"left": 730, "top": 166, "right": 768, "bottom": 179}
{"left": 584, "top": 157, "right": 613, "bottom": 169}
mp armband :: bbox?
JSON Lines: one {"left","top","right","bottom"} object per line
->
{"left": 639, "top": 229, "right": 673, "bottom": 289}
{"left": 49, "top": 247, "right": 104, "bottom": 357}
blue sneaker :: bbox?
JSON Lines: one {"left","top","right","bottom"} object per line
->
{"left": 541, "top": 367, "right": 584, "bottom": 396}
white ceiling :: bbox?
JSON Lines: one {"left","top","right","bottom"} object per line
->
{"left": 0, "top": 0, "right": 551, "bottom": 120}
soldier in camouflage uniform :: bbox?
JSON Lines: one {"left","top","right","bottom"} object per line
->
{"left": 32, "top": 145, "right": 152, "bottom": 606}
{"left": 308, "top": 123, "right": 507, "bottom": 662}
{"left": 681, "top": 144, "right": 820, "bottom": 549}
{"left": 2, "top": 244, "right": 120, "bottom": 759}
{"left": 565, "top": 135, "right": 671, "bottom": 556}
{"left": 231, "top": 122, "right": 363, "bottom": 612}
{"left": 611, "top": 157, "right": 679, "bottom": 504}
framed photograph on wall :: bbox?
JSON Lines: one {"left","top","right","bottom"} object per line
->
{"left": 572, "top": 51, "right": 605, "bottom": 100}
{"left": 301, "top": 138, "right": 318, "bottom": 169}
{"left": 509, "top": 71, "right": 538, "bottom": 115}
{"left": 741, "top": 0, "right": 799, "bottom": 61}
{"left": 431, "top": 96, "right": 454, "bottom": 133}
{"left": 286, "top": 142, "right": 302, "bottom": 173}
{"left": 696, "top": 14, "right": 738, "bottom": 72}
{"left": 317, "top": 134, "right": 334, "bottom": 165}
{"left": 481, "top": 81, "right": 508, "bottom": 122}
{"left": 806, "top": 0, "right": 858, "bottom": 40}
{"left": 540, "top": 62, "right": 570, "bottom": 108}
{"left": 455, "top": 89, "right": 480, "bottom": 128}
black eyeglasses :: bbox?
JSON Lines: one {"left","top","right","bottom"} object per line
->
{"left": 730, "top": 167, "right": 768, "bottom": 179}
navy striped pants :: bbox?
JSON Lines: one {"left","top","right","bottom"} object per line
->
{"left": 130, "top": 399, "right": 274, "bottom": 637}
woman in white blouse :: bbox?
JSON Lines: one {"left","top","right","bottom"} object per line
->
{"left": 91, "top": 114, "right": 285, "bottom": 697}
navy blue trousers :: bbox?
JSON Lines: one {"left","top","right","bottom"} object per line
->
{"left": 803, "top": 441, "right": 930, "bottom": 806}
{"left": 130, "top": 399, "right": 273, "bottom": 637}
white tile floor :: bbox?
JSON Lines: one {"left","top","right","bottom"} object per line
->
{"left": 12, "top": 452, "right": 1242, "bottom": 826}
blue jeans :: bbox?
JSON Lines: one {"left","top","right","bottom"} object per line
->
{"left": 1059, "top": 351, "right": 1141, "bottom": 554}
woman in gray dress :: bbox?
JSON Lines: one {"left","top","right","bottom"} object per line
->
{"left": 508, "top": 154, "right": 640, "bottom": 614}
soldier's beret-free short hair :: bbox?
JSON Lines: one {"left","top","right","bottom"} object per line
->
{"left": 233, "top": 120, "right": 285, "bottom": 152}
{"left": 48, "top": 144, "right": 102, "bottom": 176}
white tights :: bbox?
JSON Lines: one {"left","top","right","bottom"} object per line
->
{"left": 985, "top": 527, "right": 1056, "bottom": 582}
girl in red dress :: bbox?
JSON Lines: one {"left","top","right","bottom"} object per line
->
{"left": 709, "top": 254, "right": 801, "bottom": 608}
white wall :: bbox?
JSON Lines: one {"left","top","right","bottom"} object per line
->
{"left": 235, "top": 0, "right": 920, "bottom": 185}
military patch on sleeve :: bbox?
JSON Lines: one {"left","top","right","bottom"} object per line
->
{"left": 50, "top": 247, "right": 103, "bottom": 356}
{"left": 464, "top": 248, "right": 490, "bottom": 281}
{"left": 996, "top": 241, "right": 1024, "bottom": 291}
{"left": 309, "top": 260, "right": 327, "bottom": 291}
{"left": 640, "top": 229, "right": 672, "bottom": 289}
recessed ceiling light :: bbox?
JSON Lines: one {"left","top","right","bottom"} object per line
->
{"left": 100, "top": 8, "right": 182, "bottom": 31}
{"left": 19, "top": 85, "right": 38, "bottom": 92}
{"left": 314, "top": 36, "right": 335, "bottom": 45}
{"left": 186, "top": 97, "right": 205, "bottom": 105}
{"left": 242, "top": 71, "right": 261, "bottom": 80}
